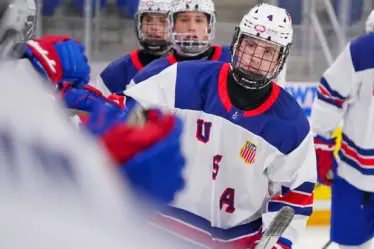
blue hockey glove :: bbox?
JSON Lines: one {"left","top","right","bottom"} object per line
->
{"left": 25, "top": 35, "right": 90, "bottom": 87}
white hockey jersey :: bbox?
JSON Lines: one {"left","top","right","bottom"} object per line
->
{"left": 124, "top": 60, "right": 317, "bottom": 248}
{"left": 311, "top": 33, "right": 374, "bottom": 192}
{"left": 0, "top": 59, "right": 186, "bottom": 249}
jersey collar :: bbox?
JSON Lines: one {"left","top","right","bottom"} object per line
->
{"left": 130, "top": 49, "right": 145, "bottom": 71}
{"left": 166, "top": 45, "right": 223, "bottom": 65}
{"left": 218, "top": 63, "right": 280, "bottom": 117}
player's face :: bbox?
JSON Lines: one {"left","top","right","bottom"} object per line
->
{"left": 235, "top": 35, "right": 281, "bottom": 77}
{"left": 173, "top": 12, "right": 209, "bottom": 41}
{"left": 141, "top": 13, "right": 168, "bottom": 41}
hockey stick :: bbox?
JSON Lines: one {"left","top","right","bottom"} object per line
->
{"left": 254, "top": 206, "right": 295, "bottom": 249}
{"left": 321, "top": 240, "right": 332, "bottom": 249}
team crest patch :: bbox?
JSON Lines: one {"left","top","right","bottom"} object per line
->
{"left": 240, "top": 141, "right": 257, "bottom": 164}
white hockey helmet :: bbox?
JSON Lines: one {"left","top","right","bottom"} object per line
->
{"left": 230, "top": 3, "right": 293, "bottom": 89}
{"left": 168, "top": 0, "right": 216, "bottom": 56}
{"left": 0, "top": 0, "right": 36, "bottom": 59}
{"left": 134, "top": 0, "right": 172, "bottom": 55}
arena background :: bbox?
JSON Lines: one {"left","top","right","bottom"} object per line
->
{"left": 37, "top": 0, "right": 373, "bottom": 227}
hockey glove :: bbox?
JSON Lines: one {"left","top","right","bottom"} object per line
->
{"left": 248, "top": 233, "right": 291, "bottom": 249}
{"left": 98, "top": 108, "right": 185, "bottom": 204}
{"left": 59, "top": 83, "right": 124, "bottom": 114}
{"left": 25, "top": 35, "right": 90, "bottom": 86}
{"left": 84, "top": 102, "right": 128, "bottom": 136}
{"left": 314, "top": 135, "right": 337, "bottom": 186}
{"left": 107, "top": 93, "right": 126, "bottom": 108}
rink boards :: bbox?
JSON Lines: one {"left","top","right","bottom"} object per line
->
{"left": 284, "top": 82, "right": 336, "bottom": 226}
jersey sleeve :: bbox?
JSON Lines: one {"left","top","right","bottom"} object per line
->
{"left": 124, "top": 61, "right": 215, "bottom": 111}
{"left": 263, "top": 130, "right": 317, "bottom": 247}
{"left": 92, "top": 55, "right": 133, "bottom": 96}
{"left": 311, "top": 38, "right": 363, "bottom": 137}
{"left": 124, "top": 63, "right": 178, "bottom": 109}
{"left": 132, "top": 58, "right": 170, "bottom": 84}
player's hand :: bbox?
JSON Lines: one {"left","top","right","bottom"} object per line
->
{"left": 314, "top": 135, "right": 337, "bottom": 186}
{"left": 25, "top": 35, "right": 90, "bottom": 86}
{"left": 247, "top": 233, "right": 291, "bottom": 249}
{"left": 84, "top": 101, "right": 128, "bottom": 136}
{"left": 107, "top": 93, "right": 126, "bottom": 108}
{"left": 92, "top": 105, "right": 185, "bottom": 204}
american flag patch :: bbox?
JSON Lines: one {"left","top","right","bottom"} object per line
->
{"left": 240, "top": 141, "right": 257, "bottom": 164}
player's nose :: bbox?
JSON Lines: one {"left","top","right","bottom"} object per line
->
{"left": 187, "top": 21, "right": 197, "bottom": 32}
{"left": 150, "top": 24, "right": 160, "bottom": 32}
{"left": 253, "top": 45, "right": 265, "bottom": 58}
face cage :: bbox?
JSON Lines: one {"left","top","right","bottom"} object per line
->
{"left": 169, "top": 12, "right": 216, "bottom": 57}
{"left": 230, "top": 30, "right": 290, "bottom": 89}
{"left": 134, "top": 12, "right": 171, "bottom": 55}
{"left": 24, "top": 13, "right": 36, "bottom": 40}
{"left": 0, "top": 5, "right": 35, "bottom": 60}
{"left": 0, "top": 30, "right": 25, "bottom": 60}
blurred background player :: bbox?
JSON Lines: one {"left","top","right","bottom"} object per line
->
{"left": 0, "top": 0, "right": 187, "bottom": 248}
{"left": 131, "top": 0, "right": 231, "bottom": 85}
{"left": 125, "top": 3, "right": 316, "bottom": 249}
{"left": 92, "top": 0, "right": 172, "bottom": 96}
{"left": 311, "top": 29, "right": 374, "bottom": 249}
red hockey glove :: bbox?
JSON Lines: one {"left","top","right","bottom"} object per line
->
{"left": 98, "top": 107, "right": 185, "bottom": 204}
{"left": 25, "top": 35, "right": 89, "bottom": 86}
{"left": 101, "top": 110, "right": 175, "bottom": 164}
{"left": 314, "top": 135, "right": 337, "bottom": 186}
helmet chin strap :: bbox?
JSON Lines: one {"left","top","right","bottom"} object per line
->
{"left": 172, "top": 38, "right": 211, "bottom": 57}
{"left": 173, "top": 46, "right": 214, "bottom": 61}
{"left": 175, "top": 45, "right": 210, "bottom": 57}
{"left": 231, "top": 66, "right": 273, "bottom": 90}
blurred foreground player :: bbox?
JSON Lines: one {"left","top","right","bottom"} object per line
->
{"left": 125, "top": 4, "right": 316, "bottom": 248}
{"left": 0, "top": 0, "right": 186, "bottom": 248}
{"left": 311, "top": 32, "right": 374, "bottom": 248}
{"left": 366, "top": 9, "right": 374, "bottom": 33}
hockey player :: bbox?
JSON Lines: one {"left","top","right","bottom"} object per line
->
{"left": 124, "top": 3, "right": 316, "bottom": 249}
{"left": 130, "top": 0, "right": 231, "bottom": 86}
{"left": 92, "top": 0, "right": 172, "bottom": 96}
{"left": 0, "top": 0, "right": 187, "bottom": 248}
{"left": 2, "top": 0, "right": 185, "bottom": 204}
{"left": 311, "top": 32, "right": 374, "bottom": 249}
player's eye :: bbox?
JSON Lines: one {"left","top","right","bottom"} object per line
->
{"left": 157, "top": 17, "right": 167, "bottom": 25}
{"left": 246, "top": 40, "right": 256, "bottom": 49}
{"left": 144, "top": 16, "right": 153, "bottom": 23}
{"left": 265, "top": 49, "right": 275, "bottom": 56}
{"left": 179, "top": 17, "right": 189, "bottom": 22}
{"left": 195, "top": 17, "right": 205, "bottom": 24}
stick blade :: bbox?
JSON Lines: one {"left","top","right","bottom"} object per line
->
{"left": 255, "top": 206, "right": 295, "bottom": 249}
